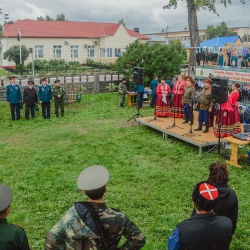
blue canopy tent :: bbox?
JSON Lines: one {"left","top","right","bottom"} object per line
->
{"left": 200, "top": 36, "right": 243, "bottom": 47}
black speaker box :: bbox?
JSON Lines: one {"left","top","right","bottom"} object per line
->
{"left": 211, "top": 78, "right": 228, "bottom": 103}
{"left": 132, "top": 67, "right": 144, "bottom": 85}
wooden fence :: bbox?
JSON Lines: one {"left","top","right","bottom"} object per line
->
{"left": 0, "top": 73, "right": 123, "bottom": 102}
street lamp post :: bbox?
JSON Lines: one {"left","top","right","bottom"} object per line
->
{"left": 162, "top": 25, "right": 169, "bottom": 44}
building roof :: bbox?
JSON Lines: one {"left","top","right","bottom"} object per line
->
{"left": 200, "top": 36, "right": 242, "bottom": 47}
{"left": 3, "top": 20, "right": 149, "bottom": 40}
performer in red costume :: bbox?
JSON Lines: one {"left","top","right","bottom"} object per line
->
{"left": 231, "top": 82, "right": 241, "bottom": 134}
{"left": 171, "top": 75, "right": 186, "bottom": 118}
{"left": 155, "top": 78, "right": 171, "bottom": 117}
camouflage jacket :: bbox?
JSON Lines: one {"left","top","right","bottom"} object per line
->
{"left": 118, "top": 83, "right": 128, "bottom": 95}
{"left": 197, "top": 87, "right": 213, "bottom": 110}
{"left": 182, "top": 85, "right": 195, "bottom": 104}
{"left": 45, "top": 202, "right": 145, "bottom": 250}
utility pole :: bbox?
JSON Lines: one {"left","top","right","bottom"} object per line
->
{"left": 18, "top": 29, "right": 22, "bottom": 76}
{"left": 29, "top": 48, "right": 34, "bottom": 77}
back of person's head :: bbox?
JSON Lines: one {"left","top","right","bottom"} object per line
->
{"left": 208, "top": 162, "right": 229, "bottom": 185}
{"left": 192, "top": 181, "right": 219, "bottom": 212}
{"left": 0, "top": 184, "right": 12, "bottom": 217}
{"left": 85, "top": 186, "right": 106, "bottom": 200}
{"left": 77, "top": 165, "right": 109, "bottom": 200}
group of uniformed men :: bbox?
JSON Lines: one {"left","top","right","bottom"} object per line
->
{"left": 6, "top": 76, "right": 66, "bottom": 120}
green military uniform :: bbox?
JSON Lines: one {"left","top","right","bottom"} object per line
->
{"left": 52, "top": 81, "right": 66, "bottom": 117}
{"left": 0, "top": 219, "right": 30, "bottom": 250}
{"left": 197, "top": 88, "right": 212, "bottom": 110}
{"left": 118, "top": 80, "right": 128, "bottom": 107}
{"left": 182, "top": 85, "right": 196, "bottom": 104}
{"left": 45, "top": 203, "right": 145, "bottom": 250}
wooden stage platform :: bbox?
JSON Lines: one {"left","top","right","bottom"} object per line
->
{"left": 136, "top": 112, "right": 226, "bottom": 156}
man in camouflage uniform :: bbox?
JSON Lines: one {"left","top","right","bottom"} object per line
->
{"left": 194, "top": 78, "right": 213, "bottom": 133}
{"left": 45, "top": 165, "right": 146, "bottom": 250}
{"left": 118, "top": 78, "right": 129, "bottom": 108}
{"left": 52, "top": 80, "right": 66, "bottom": 117}
{"left": 182, "top": 76, "right": 196, "bottom": 125}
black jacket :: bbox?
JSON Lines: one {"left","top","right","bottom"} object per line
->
{"left": 23, "top": 87, "right": 38, "bottom": 105}
{"left": 191, "top": 184, "right": 238, "bottom": 234}
{"left": 214, "top": 184, "right": 238, "bottom": 234}
{"left": 178, "top": 212, "right": 232, "bottom": 250}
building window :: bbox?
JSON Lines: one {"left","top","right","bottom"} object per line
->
{"left": 106, "top": 48, "right": 113, "bottom": 57}
{"left": 114, "top": 48, "right": 121, "bottom": 57}
{"left": 100, "top": 48, "right": 105, "bottom": 57}
{"left": 53, "top": 45, "right": 62, "bottom": 58}
{"left": 71, "top": 45, "right": 79, "bottom": 58}
{"left": 35, "top": 45, "right": 44, "bottom": 59}
{"left": 88, "top": 46, "right": 95, "bottom": 58}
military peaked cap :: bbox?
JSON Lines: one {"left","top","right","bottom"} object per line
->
{"left": 0, "top": 184, "right": 12, "bottom": 211}
{"left": 77, "top": 165, "right": 110, "bottom": 191}
{"left": 9, "top": 76, "right": 15, "bottom": 80}
{"left": 54, "top": 80, "right": 60, "bottom": 83}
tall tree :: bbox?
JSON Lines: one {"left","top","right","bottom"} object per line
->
{"left": 4, "top": 20, "right": 14, "bottom": 24}
{"left": 163, "top": 0, "right": 247, "bottom": 47}
{"left": 3, "top": 45, "right": 30, "bottom": 66}
{"left": 118, "top": 19, "right": 126, "bottom": 27}
{"left": 205, "top": 21, "right": 237, "bottom": 40}
{"left": 45, "top": 15, "right": 53, "bottom": 21}
{"left": 37, "top": 16, "right": 44, "bottom": 20}
{"left": 114, "top": 40, "right": 185, "bottom": 85}
{"left": 56, "top": 14, "right": 66, "bottom": 21}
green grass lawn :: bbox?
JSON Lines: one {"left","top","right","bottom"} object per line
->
{"left": 0, "top": 93, "right": 250, "bottom": 249}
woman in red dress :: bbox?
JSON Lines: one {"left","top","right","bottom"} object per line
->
{"left": 171, "top": 75, "right": 186, "bottom": 118}
{"left": 155, "top": 78, "right": 171, "bottom": 117}
{"left": 213, "top": 93, "right": 234, "bottom": 138}
{"left": 231, "top": 82, "right": 241, "bottom": 134}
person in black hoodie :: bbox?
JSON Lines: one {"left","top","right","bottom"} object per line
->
{"left": 23, "top": 80, "right": 38, "bottom": 119}
{"left": 207, "top": 161, "right": 238, "bottom": 234}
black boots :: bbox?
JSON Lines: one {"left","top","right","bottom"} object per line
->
{"left": 194, "top": 124, "right": 202, "bottom": 131}
{"left": 203, "top": 125, "right": 209, "bottom": 133}
{"left": 182, "top": 118, "right": 188, "bottom": 124}
{"left": 120, "top": 103, "right": 124, "bottom": 108}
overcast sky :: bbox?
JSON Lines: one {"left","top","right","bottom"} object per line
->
{"left": 1, "top": 0, "right": 250, "bottom": 34}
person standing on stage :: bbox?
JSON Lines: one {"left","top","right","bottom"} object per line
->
{"left": 171, "top": 75, "right": 186, "bottom": 118}
{"left": 213, "top": 92, "right": 234, "bottom": 138}
{"left": 150, "top": 75, "right": 159, "bottom": 108}
{"left": 118, "top": 78, "right": 129, "bottom": 108}
{"left": 166, "top": 76, "right": 174, "bottom": 108}
{"left": 155, "top": 78, "right": 170, "bottom": 117}
{"left": 52, "top": 80, "right": 66, "bottom": 117}
{"left": 194, "top": 78, "right": 213, "bottom": 133}
{"left": 182, "top": 76, "right": 195, "bottom": 125}
{"left": 38, "top": 77, "right": 52, "bottom": 119}
{"left": 231, "top": 82, "right": 242, "bottom": 134}
{"left": 6, "top": 76, "right": 22, "bottom": 121}
{"left": 23, "top": 80, "right": 38, "bottom": 120}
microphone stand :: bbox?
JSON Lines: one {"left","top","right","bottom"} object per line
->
{"left": 127, "top": 92, "right": 143, "bottom": 127}
{"left": 182, "top": 97, "right": 201, "bottom": 137}
{"left": 147, "top": 94, "right": 164, "bottom": 122}
{"left": 166, "top": 94, "right": 183, "bottom": 129}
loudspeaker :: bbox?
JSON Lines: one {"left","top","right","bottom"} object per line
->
{"left": 132, "top": 67, "right": 144, "bottom": 85}
{"left": 211, "top": 78, "right": 228, "bottom": 103}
